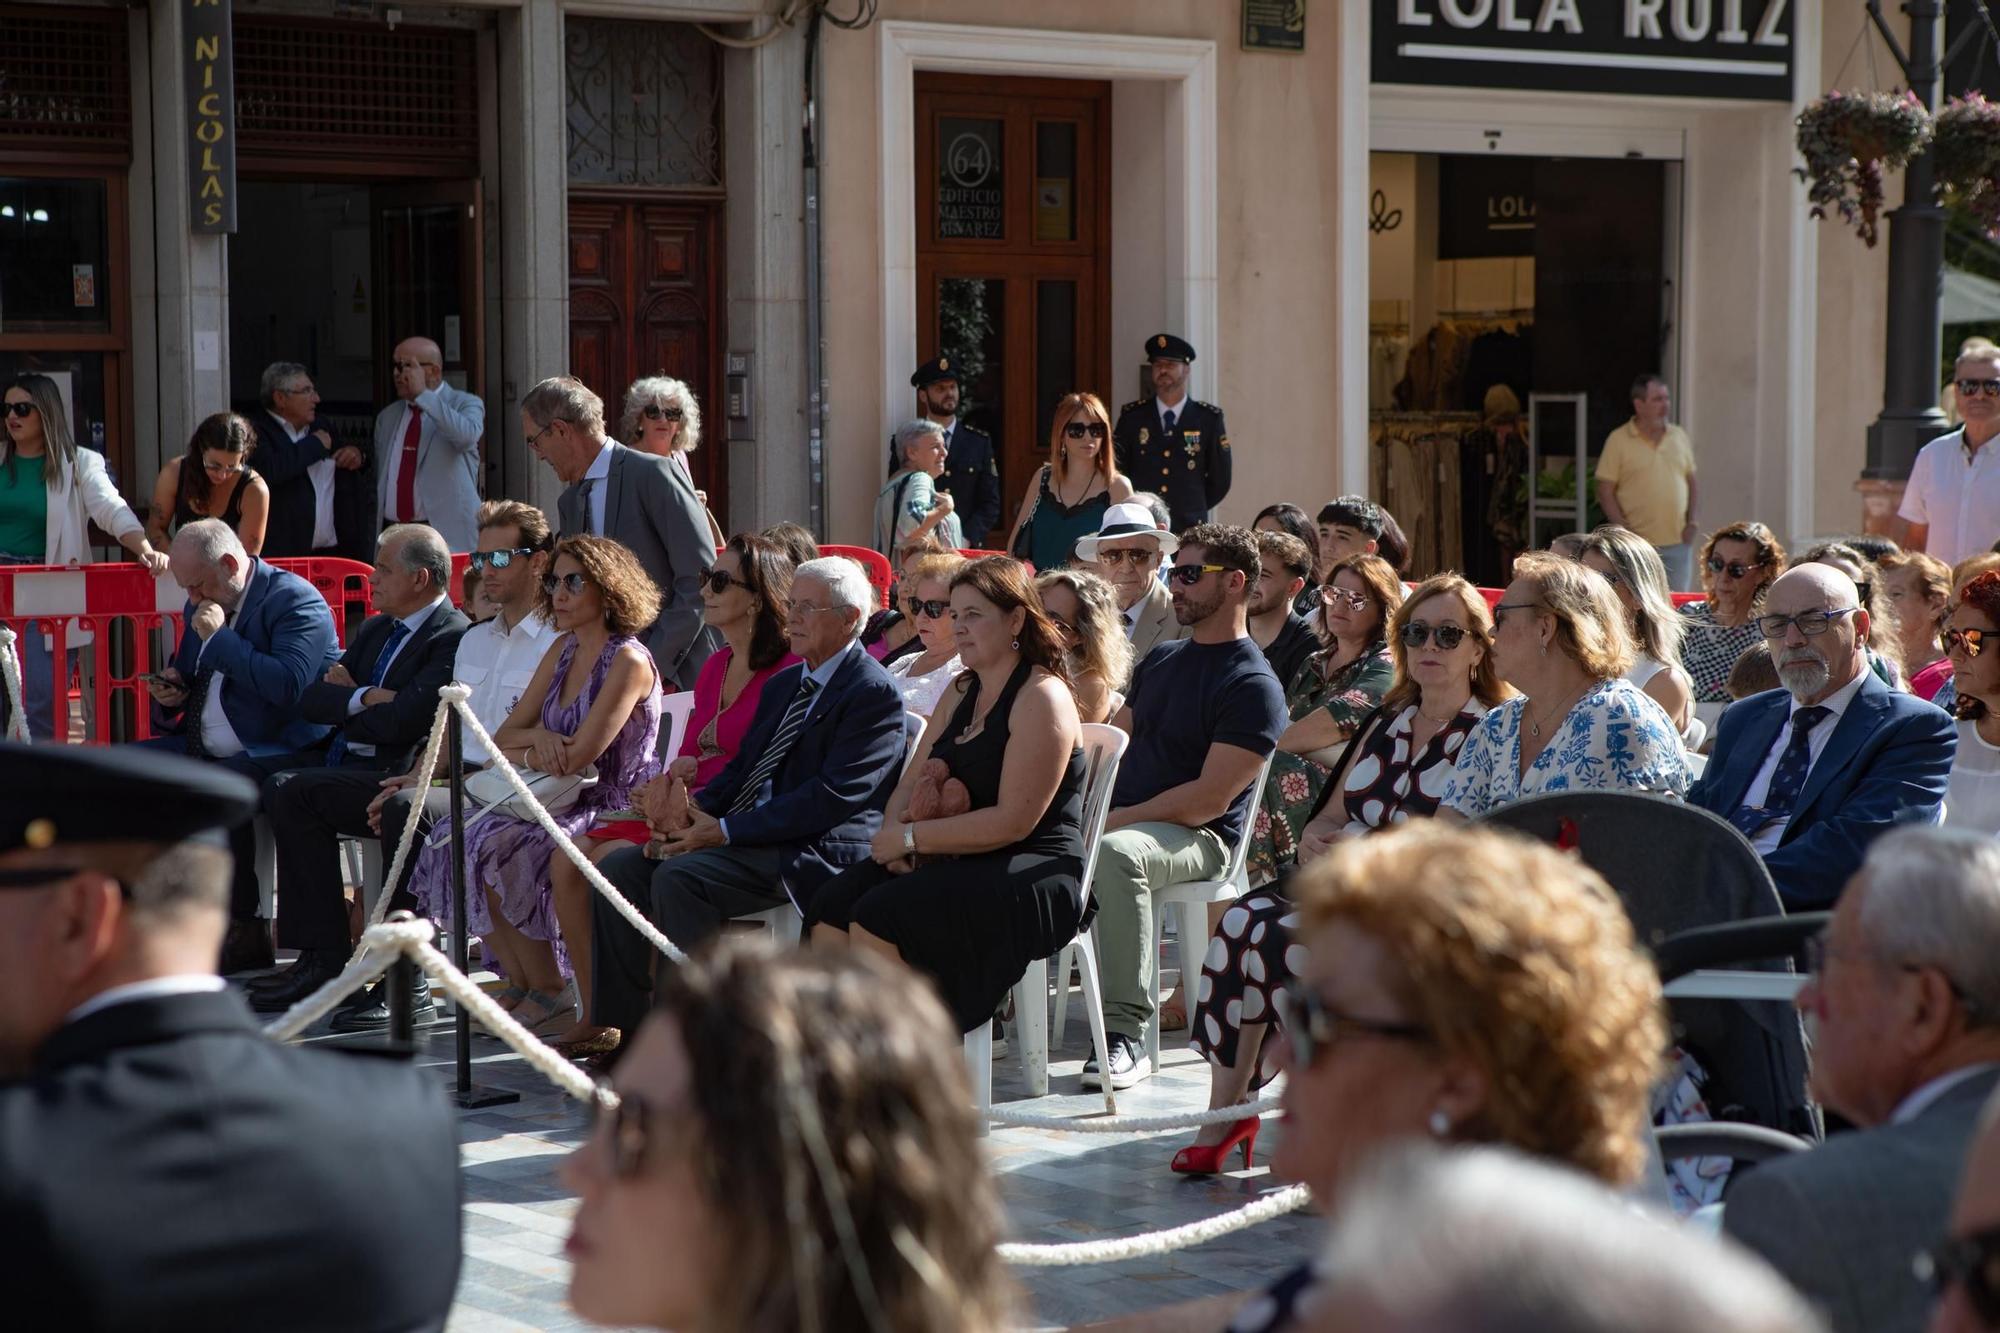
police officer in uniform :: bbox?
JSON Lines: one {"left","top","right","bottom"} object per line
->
{"left": 887, "top": 356, "right": 1003, "bottom": 543}
{"left": 1113, "top": 333, "right": 1231, "bottom": 533}
{"left": 0, "top": 742, "right": 461, "bottom": 1332}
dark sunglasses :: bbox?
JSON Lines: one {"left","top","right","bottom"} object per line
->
{"left": 1917, "top": 1226, "right": 2000, "bottom": 1325}
{"left": 1947, "top": 626, "right": 1993, "bottom": 659}
{"left": 1095, "top": 548, "right": 1156, "bottom": 567}
{"left": 703, "top": 568, "right": 752, "bottom": 595}
{"left": 1063, "top": 421, "right": 1108, "bottom": 440}
{"left": 1167, "top": 563, "right": 1228, "bottom": 586}
{"left": 642, "top": 404, "right": 685, "bottom": 422}
{"left": 468, "top": 547, "right": 540, "bottom": 572}
{"left": 1320, "top": 585, "right": 1369, "bottom": 611}
{"left": 1280, "top": 978, "right": 1429, "bottom": 1071}
{"left": 902, "top": 596, "right": 949, "bottom": 619}
{"left": 542, "top": 572, "right": 591, "bottom": 596}
{"left": 1707, "top": 556, "right": 1764, "bottom": 580}
{"left": 1958, "top": 378, "right": 2000, "bottom": 399}
{"left": 1401, "top": 621, "right": 1470, "bottom": 650}
{"left": 3, "top": 401, "right": 36, "bottom": 419}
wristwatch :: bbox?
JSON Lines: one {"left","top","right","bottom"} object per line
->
{"left": 902, "top": 823, "right": 917, "bottom": 855}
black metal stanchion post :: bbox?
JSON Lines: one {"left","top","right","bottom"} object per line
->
{"left": 447, "top": 706, "right": 519, "bottom": 1109}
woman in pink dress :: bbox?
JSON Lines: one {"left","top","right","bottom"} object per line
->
{"left": 547, "top": 532, "right": 798, "bottom": 1057}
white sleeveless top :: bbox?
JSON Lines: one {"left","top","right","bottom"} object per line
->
{"left": 1625, "top": 653, "right": 1667, "bottom": 690}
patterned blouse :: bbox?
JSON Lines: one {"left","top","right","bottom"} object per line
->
{"left": 1442, "top": 678, "right": 1691, "bottom": 819}
{"left": 1678, "top": 600, "right": 1763, "bottom": 703}
{"left": 1334, "top": 700, "right": 1488, "bottom": 832}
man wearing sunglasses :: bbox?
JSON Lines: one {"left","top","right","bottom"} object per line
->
{"left": 1076, "top": 501, "right": 1190, "bottom": 664}
{"left": 885, "top": 357, "right": 1001, "bottom": 543}
{"left": 1112, "top": 333, "right": 1231, "bottom": 532}
{"left": 1688, "top": 563, "right": 1953, "bottom": 909}
{"left": 373, "top": 335, "right": 484, "bottom": 553}
{"left": 1901, "top": 344, "right": 2000, "bottom": 568}
{"left": 1724, "top": 827, "right": 2000, "bottom": 1333}
{"left": 0, "top": 742, "right": 461, "bottom": 1330}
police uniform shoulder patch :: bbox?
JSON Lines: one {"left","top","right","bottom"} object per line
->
{"left": 1193, "top": 399, "right": 1221, "bottom": 413}
{"left": 1119, "top": 399, "right": 1145, "bottom": 416}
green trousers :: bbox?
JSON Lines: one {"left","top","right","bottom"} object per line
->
{"left": 1089, "top": 820, "right": 1228, "bottom": 1041}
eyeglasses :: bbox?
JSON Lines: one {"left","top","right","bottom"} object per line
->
{"left": 277, "top": 383, "right": 315, "bottom": 398}
{"left": 703, "top": 568, "right": 751, "bottom": 595}
{"left": 1947, "top": 626, "right": 1993, "bottom": 658}
{"left": 3, "top": 401, "right": 37, "bottom": 419}
{"left": 1492, "top": 600, "right": 1543, "bottom": 619}
{"left": 470, "top": 547, "right": 539, "bottom": 572}
{"left": 527, "top": 421, "right": 559, "bottom": 449}
{"left": 788, "top": 601, "right": 834, "bottom": 618}
{"left": 542, "top": 572, "right": 591, "bottom": 596}
{"left": 1167, "top": 563, "right": 1229, "bottom": 586}
{"left": 1707, "top": 556, "right": 1764, "bottom": 580}
{"left": 1855, "top": 580, "right": 1874, "bottom": 606}
{"left": 1094, "top": 548, "right": 1157, "bottom": 567}
{"left": 1320, "top": 585, "right": 1369, "bottom": 611}
{"left": 1401, "top": 621, "right": 1470, "bottom": 650}
{"left": 391, "top": 360, "right": 436, "bottom": 373}
{"left": 642, "top": 405, "right": 685, "bottom": 422}
{"left": 1062, "top": 421, "right": 1108, "bottom": 440}
{"left": 903, "top": 596, "right": 949, "bottom": 619}
{"left": 1280, "top": 978, "right": 1429, "bottom": 1071}
{"left": 201, "top": 459, "right": 244, "bottom": 477}
{"left": 1917, "top": 1226, "right": 2000, "bottom": 1324}
{"left": 1958, "top": 378, "right": 2000, "bottom": 399}
{"left": 1755, "top": 607, "right": 1858, "bottom": 640}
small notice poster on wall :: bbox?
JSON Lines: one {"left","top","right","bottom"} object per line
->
{"left": 72, "top": 265, "right": 96, "bottom": 309}
{"left": 1243, "top": 0, "right": 1304, "bottom": 52}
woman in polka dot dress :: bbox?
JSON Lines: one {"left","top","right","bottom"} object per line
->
{"left": 1175, "top": 575, "right": 1512, "bottom": 1176}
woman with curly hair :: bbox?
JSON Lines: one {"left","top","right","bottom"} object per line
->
{"left": 1036, "top": 566, "right": 1132, "bottom": 723}
{"left": 1944, "top": 571, "right": 2000, "bottom": 836}
{"left": 410, "top": 535, "right": 663, "bottom": 1034}
{"left": 1680, "top": 521, "right": 1787, "bottom": 702}
{"left": 1118, "top": 823, "right": 1666, "bottom": 1332}
{"left": 563, "top": 938, "right": 1016, "bottom": 1332}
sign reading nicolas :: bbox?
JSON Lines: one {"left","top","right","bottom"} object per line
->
{"left": 183, "top": 0, "right": 236, "bottom": 234}
{"left": 1373, "top": 0, "right": 1793, "bottom": 102}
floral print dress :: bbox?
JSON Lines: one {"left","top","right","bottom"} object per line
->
{"left": 1441, "top": 677, "right": 1691, "bottom": 819}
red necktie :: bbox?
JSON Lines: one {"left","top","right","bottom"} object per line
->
{"left": 395, "top": 404, "right": 423, "bottom": 522}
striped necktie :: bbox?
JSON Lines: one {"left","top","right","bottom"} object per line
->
{"left": 326, "top": 619, "right": 411, "bottom": 767}
{"left": 729, "top": 675, "right": 821, "bottom": 814}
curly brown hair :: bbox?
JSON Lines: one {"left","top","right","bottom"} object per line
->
{"left": 1382, "top": 574, "right": 1514, "bottom": 715}
{"left": 1698, "top": 521, "right": 1787, "bottom": 602}
{"left": 1295, "top": 822, "right": 1666, "bottom": 1187}
{"left": 1510, "top": 551, "right": 1635, "bottom": 681}
{"left": 1319, "top": 552, "right": 1406, "bottom": 653}
{"left": 659, "top": 938, "right": 1016, "bottom": 1332}
{"left": 541, "top": 535, "right": 662, "bottom": 637}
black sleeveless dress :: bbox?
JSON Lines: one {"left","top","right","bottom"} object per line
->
{"left": 804, "top": 659, "right": 1086, "bottom": 1032}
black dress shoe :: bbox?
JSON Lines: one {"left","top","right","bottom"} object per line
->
{"left": 244, "top": 951, "right": 312, "bottom": 995}
{"left": 329, "top": 975, "right": 434, "bottom": 1033}
{"left": 217, "top": 919, "right": 276, "bottom": 975}
{"left": 248, "top": 950, "right": 347, "bottom": 1013}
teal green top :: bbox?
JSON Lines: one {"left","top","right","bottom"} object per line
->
{"left": 0, "top": 453, "right": 48, "bottom": 559}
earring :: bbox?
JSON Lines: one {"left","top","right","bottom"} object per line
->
{"left": 1540, "top": 639, "right": 1549, "bottom": 658}
{"left": 1428, "top": 1109, "right": 1451, "bottom": 1138}
{"left": 1012, "top": 637, "right": 1021, "bottom": 650}
{"left": 1059, "top": 446, "right": 1069, "bottom": 466}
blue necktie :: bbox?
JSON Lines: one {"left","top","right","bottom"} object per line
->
{"left": 729, "top": 676, "right": 820, "bottom": 814}
{"left": 326, "top": 620, "right": 411, "bottom": 767}
{"left": 1729, "top": 706, "right": 1831, "bottom": 840}
{"left": 1162, "top": 407, "right": 1178, "bottom": 437}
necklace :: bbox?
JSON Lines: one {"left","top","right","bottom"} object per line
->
{"left": 1527, "top": 682, "right": 1591, "bottom": 738}
{"left": 1416, "top": 700, "right": 1462, "bottom": 725}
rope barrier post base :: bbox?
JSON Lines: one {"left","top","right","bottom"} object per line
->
{"left": 446, "top": 706, "right": 519, "bottom": 1110}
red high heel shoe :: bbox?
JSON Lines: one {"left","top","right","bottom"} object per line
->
{"left": 1170, "top": 1115, "right": 1261, "bottom": 1175}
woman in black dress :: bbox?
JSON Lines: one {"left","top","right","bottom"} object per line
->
{"left": 145, "top": 411, "right": 270, "bottom": 554}
{"left": 806, "top": 555, "right": 1086, "bottom": 1034}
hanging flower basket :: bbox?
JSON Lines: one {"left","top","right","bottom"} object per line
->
{"left": 1935, "top": 93, "right": 2000, "bottom": 237}
{"left": 1795, "top": 89, "right": 1932, "bottom": 247}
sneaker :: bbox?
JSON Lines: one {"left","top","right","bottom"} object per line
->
{"left": 1079, "top": 1033, "right": 1150, "bottom": 1091}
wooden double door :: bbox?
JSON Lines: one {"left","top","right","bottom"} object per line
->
{"left": 568, "top": 195, "right": 725, "bottom": 514}
{"left": 916, "top": 73, "right": 1112, "bottom": 540}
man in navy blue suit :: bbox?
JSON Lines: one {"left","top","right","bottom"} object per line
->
{"left": 591, "top": 555, "right": 906, "bottom": 1035}
{"left": 1689, "top": 562, "right": 1954, "bottom": 908}
{"left": 138, "top": 519, "right": 340, "bottom": 971}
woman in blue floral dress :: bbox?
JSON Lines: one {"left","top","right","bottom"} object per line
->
{"left": 412, "top": 536, "right": 663, "bottom": 1033}
{"left": 1444, "top": 551, "right": 1689, "bottom": 819}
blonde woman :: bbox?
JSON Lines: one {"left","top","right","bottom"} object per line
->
{"left": 1578, "top": 524, "right": 1695, "bottom": 733}
{"left": 1004, "top": 391, "right": 1132, "bottom": 569}
{"left": 620, "top": 375, "right": 720, "bottom": 542}
{"left": 1035, "top": 566, "right": 1132, "bottom": 723}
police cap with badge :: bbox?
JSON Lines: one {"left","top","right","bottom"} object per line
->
{"left": 1145, "top": 333, "right": 1196, "bottom": 364}
{"left": 911, "top": 356, "right": 961, "bottom": 389}
{"left": 0, "top": 741, "right": 257, "bottom": 882}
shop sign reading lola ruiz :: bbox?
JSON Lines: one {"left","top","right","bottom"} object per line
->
{"left": 1374, "top": 0, "right": 1793, "bottom": 102}
{"left": 183, "top": 0, "right": 237, "bottom": 234}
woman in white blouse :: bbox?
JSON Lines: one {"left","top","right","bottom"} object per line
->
{"left": 1943, "top": 570, "right": 2000, "bottom": 834}
{"left": 884, "top": 549, "right": 966, "bottom": 717}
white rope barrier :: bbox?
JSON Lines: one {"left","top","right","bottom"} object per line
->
{"left": 985, "top": 1092, "right": 1282, "bottom": 1134}
{"left": 0, "top": 625, "right": 27, "bottom": 743}
{"left": 347, "top": 691, "right": 458, "bottom": 959}
{"left": 263, "top": 919, "right": 430, "bottom": 1042}
{"left": 998, "top": 1185, "right": 1313, "bottom": 1266}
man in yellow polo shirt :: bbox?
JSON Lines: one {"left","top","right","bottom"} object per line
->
{"left": 1595, "top": 373, "right": 1698, "bottom": 589}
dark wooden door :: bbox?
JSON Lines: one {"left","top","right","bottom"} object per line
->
{"left": 568, "top": 196, "right": 725, "bottom": 515}
{"left": 915, "top": 74, "right": 1111, "bottom": 543}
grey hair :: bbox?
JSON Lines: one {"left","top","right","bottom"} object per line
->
{"left": 618, "top": 375, "right": 702, "bottom": 452}
{"left": 1581, "top": 525, "right": 1685, "bottom": 667}
{"left": 380, "top": 523, "right": 452, "bottom": 594}
{"left": 795, "top": 557, "right": 872, "bottom": 629}
{"left": 171, "top": 517, "right": 247, "bottom": 571}
{"left": 521, "top": 376, "right": 606, "bottom": 438}
{"left": 1127, "top": 491, "right": 1172, "bottom": 531}
{"left": 259, "top": 362, "right": 310, "bottom": 410}
{"left": 892, "top": 418, "right": 946, "bottom": 470}
{"left": 1319, "top": 1145, "right": 1823, "bottom": 1333}
{"left": 1856, "top": 826, "right": 2000, "bottom": 1025}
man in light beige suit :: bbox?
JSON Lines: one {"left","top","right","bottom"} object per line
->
{"left": 1077, "top": 501, "right": 1190, "bottom": 668}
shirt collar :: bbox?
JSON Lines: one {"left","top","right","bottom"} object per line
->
{"left": 65, "top": 974, "right": 226, "bottom": 1027}
{"left": 267, "top": 409, "right": 309, "bottom": 443}
{"left": 584, "top": 439, "right": 615, "bottom": 482}
{"left": 804, "top": 638, "right": 859, "bottom": 689}
{"left": 1788, "top": 668, "right": 1867, "bottom": 723}
{"left": 491, "top": 607, "right": 552, "bottom": 640}
{"left": 1156, "top": 391, "right": 1188, "bottom": 417}
{"left": 1122, "top": 600, "right": 1142, "bottom": 628}
{"left": 400, "top": 594, "right": 449, "bottom": 635}
{"left": 1892, "top": 1063, "right": 2000, "bottom": 1125}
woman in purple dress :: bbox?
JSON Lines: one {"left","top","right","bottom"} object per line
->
{"left": 412, "top": 535, "right": 662, "bottom": 1034}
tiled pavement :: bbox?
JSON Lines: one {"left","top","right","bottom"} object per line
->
{"left": 298, "top": 960, "right": 1314, "bottom": 1332}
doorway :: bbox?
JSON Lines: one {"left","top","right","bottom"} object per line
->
{"left": 915, "top": 73, "right": 1112, "bottom": 543}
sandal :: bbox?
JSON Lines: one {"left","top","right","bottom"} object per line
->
{"left": 547, "top": 1027, "right": 624, "bottom": 1061}
{"left": 1158, "top": 993, "right": 1189, "bottom": 1032}
{"left": 489, "top": 985, "right": 529, "bottom": 1012}
{"left": 511, "top": 983, "right": 580, "bottom": 1036}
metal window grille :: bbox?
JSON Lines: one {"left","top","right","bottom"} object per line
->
{"left": 566, "top": 19, "right": 722, "bottom": 189}
{"left": 0, "top": 7, "right": 132, "bottom": 154}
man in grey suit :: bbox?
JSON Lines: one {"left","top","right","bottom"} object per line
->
{"left": 524, "top": 375, "right": 715, "bottom": 689}
{"left": 375, "top": 336, "right": 484, "bottom": 553}
{"left": 1724, "top": 826, "right": 2000, "bottom": 1333}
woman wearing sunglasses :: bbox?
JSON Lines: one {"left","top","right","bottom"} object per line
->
{"left": 145, "top": 411, "right": 270, "bottom": 555}
{"left": 884, "top": 549, "right": 968, "bottom": 717}
{"left": 1035, "top": 566, "right": 1131, "bottom": 724}
{"left": 1680, "top": 521, "right": 1788, "bottom": 702}
{"left": 1112, "top": 823, "right": 1665, "bottom": 1332}
{"left": 1943, "top": 572, "right": 2000, "bottom": 837}
{"left": 619, "top": 376, "right": 722, "bottom": 546}
{"left": 1003, "top": 391, "right": 1133, "bottom": 571}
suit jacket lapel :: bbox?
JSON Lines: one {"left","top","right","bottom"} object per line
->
{"left": 1788, "top": 675, "right": 1890, "bottom": 829}
{"left": 1714, "top": 696, "right": 1788, "bottom": 815}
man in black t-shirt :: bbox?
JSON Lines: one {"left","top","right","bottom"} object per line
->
{"left": 1249, "top": 529, "right": 1319, "bottom": 692}
{"left": 1082, "top": 524, "right": 1288, "bottom": 1091}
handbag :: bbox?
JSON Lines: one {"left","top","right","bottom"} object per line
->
{"left": 461, "top": 763, "right": 599, "bottom": 824}
{"left": 1009, "top": 465, "right": 1048, "bottom": 560}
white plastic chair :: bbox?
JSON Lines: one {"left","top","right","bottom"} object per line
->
{"left": 742, "top": 902, "right": 804, "bottom": 944}
{"left": 659, "top": 689, "right": 698, "bottom": 763}
{"left": 1145, "top": 751, "right": 1276, "bottom": 1074}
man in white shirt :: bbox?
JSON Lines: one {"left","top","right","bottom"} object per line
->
{"left": 1901, "top": 346, "right": 2000, "bottom": 568}
{"left": 1725, "top": 827, "right": 2000, "bottom": 1333}
{"left": 1077, "top": 501, "right": 1188, "bottom": 666}
{"left": 374, "top": 336, "right": 485, "bottom": 553}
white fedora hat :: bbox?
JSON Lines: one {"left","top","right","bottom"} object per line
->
{"left": 1074, "top": 502, "right": 1178, "bottom": 562}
